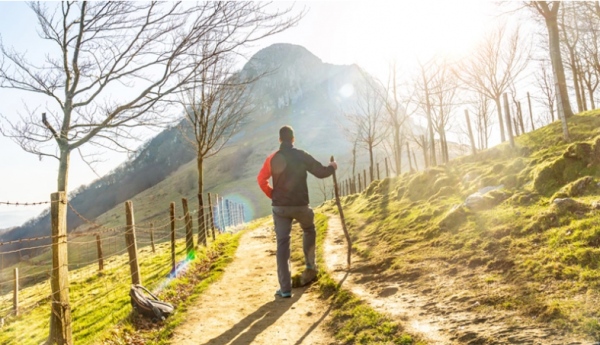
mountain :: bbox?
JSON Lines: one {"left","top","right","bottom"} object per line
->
{"left": 0, "top": 43, "right": 378, "bottom": 264}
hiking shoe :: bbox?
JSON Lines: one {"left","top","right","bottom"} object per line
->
{"left": 299, "top": 268, "right": 318, "bottom": 286}
{"left": 275, "top": 289, "right": 291, "bottom": 298}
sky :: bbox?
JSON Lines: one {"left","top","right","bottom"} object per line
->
{"left": 0, "top": 1, "right": 511, "bottom": 228}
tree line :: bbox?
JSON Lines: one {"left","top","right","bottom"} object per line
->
{"left": 340, "top": 1, "right": 600, "bottom": 176}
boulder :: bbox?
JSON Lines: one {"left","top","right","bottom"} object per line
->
{"left": 478, "top": 184, "right": 504, "bottom": 194}
{"left": 464, "top": 185, "right": 507, "bottom": 210}
{"left": 439, "top": 205, "right": 468, "bottom": 229}
{"left": 552, "top": 198, "right": 589, "bottom": 213}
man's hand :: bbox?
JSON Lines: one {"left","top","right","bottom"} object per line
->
{"left": 329, "top": 161, "right": 338, "bottom": 170}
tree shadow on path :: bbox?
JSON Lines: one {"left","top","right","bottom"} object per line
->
{"left": 202, "top": 287, "right": 307, "bottom": 345}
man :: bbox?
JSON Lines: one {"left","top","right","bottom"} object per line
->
{"left": 257, "top": 125, "right": 337, "bottom": 298}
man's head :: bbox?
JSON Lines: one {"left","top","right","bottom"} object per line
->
{"left": 279, "top": 125, "right": 294, "bottom": 143}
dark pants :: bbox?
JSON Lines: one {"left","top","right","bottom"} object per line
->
{"left": 272, "top": 205, "right": 316, "bottom": 293}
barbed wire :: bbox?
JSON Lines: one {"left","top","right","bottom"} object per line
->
{"left": 0, "top": 200, "right": 58, "bottom": 206}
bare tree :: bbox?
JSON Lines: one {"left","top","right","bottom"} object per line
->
{"left": 470, "top": 93, "right": 494, "bottom": 150}
{"left": 415, "top": 57, "right": 440, "bottom": 167}
{"left": 456, "top": 23, "right": 529, "bottom": 144}
{"left": 559, "top": 1, "right": 584, "bottom": 113}
{"left": 178, "top": 46, "right": 254, "bottom": 245}
{"left": 342, "top": 69, "right": 389, "bottom": 180}
{"left": 529, "top": 2, "right": 573, "bottom": 140}
{"left": 382, "top": 61, "right": 417, "bottom": 175}
{"left": 0, "top": 2, "right": 301, "bottom": 195}
{"left": 430, "top": 60, "right": 460, "bottom": 164}
{"left": 534, "top": 61, "right": 557, "bottom": 125}
{"left": 316, "top": 178, "right": 333, "bottom": 203}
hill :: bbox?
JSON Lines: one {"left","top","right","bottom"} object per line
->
{"left": 318, "top": 110, "right": 600, "bottom": 341}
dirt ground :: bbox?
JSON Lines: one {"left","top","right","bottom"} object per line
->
{"left": 171, "top": 225, "right": 335, "bottom": 345}
{"left": 324, "top": 214, "right": 593, "bottom": 345}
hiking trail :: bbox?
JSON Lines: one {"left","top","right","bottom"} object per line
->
{"left": 171, "top": 224, "right": 334, "bottom": 345}
{"left": 324, "top": 213, "right": 591, "bottom": 345}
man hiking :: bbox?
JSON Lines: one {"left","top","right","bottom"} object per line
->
{"left": 257, "top": 125, "right": 337, "bottom": 298}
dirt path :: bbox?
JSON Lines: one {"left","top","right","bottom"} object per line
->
{"left": 171, "top": 225, "right": 335, "bottom": 345}
{"left": 324, "top": 214, "right": 591, "bottom": 345}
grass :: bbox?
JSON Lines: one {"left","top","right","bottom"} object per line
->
{"left": 316, "top": 111, "right": 600, "bottom": 341}
{"left": 102, "top": 232, "right": 241, "bottom": 345}
{"left": 289, "top": 212, "right": 423, "bottom": 344}
{"left": 0, "top": 231, "right": 239, "bottom": 345}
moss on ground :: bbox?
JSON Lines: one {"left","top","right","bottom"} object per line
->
{"left": 316, "top": 112, "right": 600, "bottom": 341}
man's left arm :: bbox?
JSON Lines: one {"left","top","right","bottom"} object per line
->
{"left": 304, "top": 151, "right": 335, "bottom": 178}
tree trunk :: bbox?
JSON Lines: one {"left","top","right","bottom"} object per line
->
{"left": 57, "top": 147, "right": 70, "bottom": 192}
{"left": 196, "top": 156, "right": 206, "bottom": 246}
{"left": 517, "top": 102, "right": 525, "bottom": 134}
{"left": 368, "top": 145, "right": 374, "bottom": 181}
{"left": 589, "top": 84, "right": 596, "bottom": 109}
{"left": 494, "top": 97, "right": 506, "bottom": 142}
{"left": 545, "top": 11, "right": 574, "bottom": 118}
{"left": 406, "top": 142, "right": 413, "bottom": 172}
{"left": 527, "top": 92, "right": 535, "bottom": 131}
{"left": 571, "top": 50, "right": 583, "bottom": 113}
{"left": 394, "top": 126, "right": 402, "bottom": 175}
{"left": 352, "top": 140, "right": 357, "bottom": 176}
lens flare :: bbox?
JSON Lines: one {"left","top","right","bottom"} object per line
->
{"left": 339, "top": 83, "right": 354, "bottom": 98}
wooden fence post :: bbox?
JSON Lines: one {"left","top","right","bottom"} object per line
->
{"left": 527, "top": 92, "right": 535, "bottom": 131}
{"left": 49, "top": 191, "right": 72, "bottom": 344}
{"left": 208, "top": 193, "right": 216, "bottom": 241}
{"left": 377, "top": 163, "right": 380, "bottom": 180}
{"left": 125, "top": 200, "right": 141, "bottom": 285}
{"left": 220, "top": 197, "right": 227, "bottom": 234}
{"left": 96, "top": 234, "right": 104, "bottom": 272}
{"left": 358, "top": 174, "right": 362, "bottom": 192}
{"left": 213, "top": 193, "right": 220, "bottom": 233}
{"left": 465, "top": 109, "right": 477, "bottom": 156}
{"left": 385, "top": 157, "right": 389, "bottom": 178}
{"left": 503, "top": 93, "right": 515, "bottom": 148}
{"left": 13, "top": 268, "right": 18, "bottom": 316}
{"left": 181, "top": 198, "right": 194, "bottom": 258}
{"left": 169, "top": 202, "right": 176, "bottom": 273}
{"left": 197, "top": 193, "right": 207, "bottom": 247}
{"left": 363, "top": 170, "right": 367, "bottom": 189}
{"left": 369, "top": 165, "right": 373, "bottom": 182}
{"left": 150, "top": 222, "right": 156, "bottom": 253}
{"left": 413, "top": 151, "right": 419, "bottom": 171}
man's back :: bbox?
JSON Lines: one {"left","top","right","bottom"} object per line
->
{"left": 258, "top": 141, "right": 334, "bottom": 206}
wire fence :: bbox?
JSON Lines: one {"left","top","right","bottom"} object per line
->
{"left": 0, "top": 193, "right": 247, "bottom": 343}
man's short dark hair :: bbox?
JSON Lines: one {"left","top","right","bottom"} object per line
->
{"left": 279, "top": 125, "right": 294, "bottom": 142}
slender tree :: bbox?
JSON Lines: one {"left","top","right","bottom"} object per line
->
{"left": 342, "top": 69, "right": 389, "bottom": 179}
{"left": 530, "top": 2, "right": 574, "bottom": 140}
{"left": 178, "top": 46, "right": 255, "bottom": 246}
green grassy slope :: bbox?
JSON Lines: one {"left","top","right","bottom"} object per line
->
{"left": 0, "top": 233, "right": 239, "bottom": 345}
{"left": 318, "top": 111, "right": 600, "bottom": 340}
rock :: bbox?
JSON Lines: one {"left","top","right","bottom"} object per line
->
{"left": 439, "top": 204, "right": 468, "bottom": 229}
{"left": 592, "top": 201, "right": 600, "bottom": 210}
{"left": 552, "top": 198, "right": 589, "bottom": 213}
{"left": 464, "top": 193, "right": 485, "bottom": 209}
{"left": 553, "top": 198, "right": 578, "bottom": 208}
{"left": 478, "top": 184, "right": 504, "bottom": 195}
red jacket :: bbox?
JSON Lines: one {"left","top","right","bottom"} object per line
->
{"left": 257, "top": 142, "right": 334, "bottom": 206}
